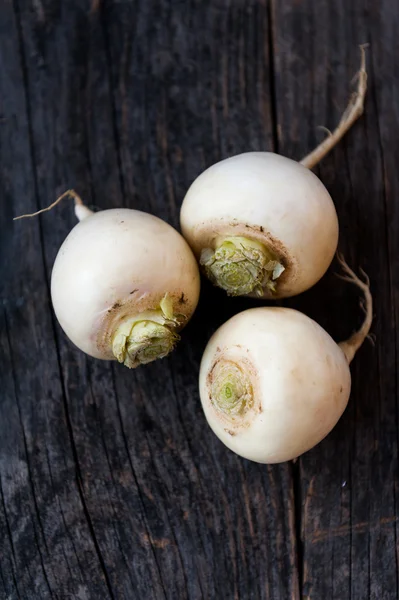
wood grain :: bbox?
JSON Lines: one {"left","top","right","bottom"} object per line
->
{"left": 272, "top": 1, "right": 399, "bottom": 598}
{"left": 0, "top": 0, "right": 398, "bottom": 598}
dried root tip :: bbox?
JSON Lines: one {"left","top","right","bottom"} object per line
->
{"left": 13, "top": 189, "right": 94, "bottom": 222}
{"left": 300, "top": 44, "right": 368, "bottom": 170}
{"left": 337, "top": 253, "right": 373, "bottom": 364}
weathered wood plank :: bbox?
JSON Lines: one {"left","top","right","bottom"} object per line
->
{"left": 271, "top": 1, "right": 399, "bottom": 598}
{"left": 102, "top": 0, "right": 299, "bottom": 595}
{"left": 7, "top": 0, "right": 169, "bottom": 597}
{"left": 0, "top": 2, "right": 113, "bottom": 598}
{"left": 2, "top": 0, "right": 398, "bottom": 598}
{"left": 1, "top": 1, "right": 299, "bottom": 599}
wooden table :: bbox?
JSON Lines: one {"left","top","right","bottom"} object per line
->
{"left": 1, "top": 1, "right": 398, "bottom": 598}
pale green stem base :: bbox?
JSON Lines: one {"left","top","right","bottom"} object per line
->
{"left": 112, "top": 295, "right": 181, "bottom": 368}
{"left": 200, "top": 236, "right": 284, "bottom": 296}
{"left": 210, "top": 360, "right": 254, "bottom": 417}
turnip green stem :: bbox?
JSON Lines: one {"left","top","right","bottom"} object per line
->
{"left": 209, "top": 360, "right": 254, "bottom": 417}
{"left": 200, "top": 236, "right": 284, "bottom": 296}
{"left": 113, "top": 319, "right": 179, "bottom": 368}
{"left": 112, "top": 295, "right": 181, "bottom": 368}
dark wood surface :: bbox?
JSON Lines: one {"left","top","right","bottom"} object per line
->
{"left": 1, "top": 1, "right": 398, "bottom": 598}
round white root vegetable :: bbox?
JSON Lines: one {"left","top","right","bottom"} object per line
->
{"left": 180, "top": 48, "right": 367, "bottom": 299}
{"left": 199, "top": 257, "right": 372, "bottom": 463}
{"left": 18, "top": 191, "right": 200, "bottom": 368}
{"left": 181, "top": 152, "right": 339, "bottom": 298}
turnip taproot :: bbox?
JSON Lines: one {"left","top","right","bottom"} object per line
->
{"left": 181, "top": 48, "right": 367, "bottom": 299}
{"left": 16, "top": 192, "right": 200, "bottom": 368}
{"left": 199, "top": 257, "right": 372, "bottom": 463}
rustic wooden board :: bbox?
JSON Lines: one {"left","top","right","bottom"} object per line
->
{"left": 271, "top": 2, "right": 399, "bottom": 598}
{"left": 0, "top": 1, "right": 397, "bottom": 598}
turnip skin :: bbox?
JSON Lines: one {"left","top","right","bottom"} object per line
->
{"left": 199, "top": 259, "right": 372, "bottom": 463}
{"left": 51, "top": 206, "right": 200, "bottom": 367}
{"left": 181, "top": 152, "right": 339, "bottom": 299}
{"left": 200, "top": 307, "right": 351, "bottom": 463}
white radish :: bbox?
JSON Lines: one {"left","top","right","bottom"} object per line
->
{"left": 180, "top": 48, "right": 367, "bottom": 299}
{"left": 16, "top": 192, "right": 200, "bottom": 368}
{"left": 199, "top": 257, "right": 372, "bottom": 463}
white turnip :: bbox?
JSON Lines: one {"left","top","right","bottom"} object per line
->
{"left": 16, "top": 192, "right": 200, "bottom": 368}
{"left": 199, "top": 257, "right": 372, "bottom": 463}
{"left": 181, "top": 48, "right": 367, "bottom": 299}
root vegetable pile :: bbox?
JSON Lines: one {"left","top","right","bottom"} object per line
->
{"left": 15, "top": 47, "right": 373, "bottom": 464}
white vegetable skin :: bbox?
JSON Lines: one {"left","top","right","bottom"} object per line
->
{"left": 180, "top": 152, "right": 339, "bottom": 298}
{"left": 200, "top": 307, "right": 352, "bottom": 464}
{"left": 51, "top": 208, "right": 200, "bottom": 362}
